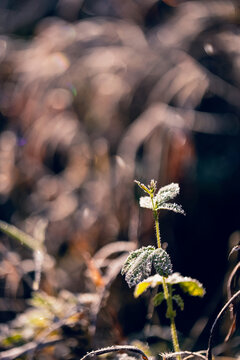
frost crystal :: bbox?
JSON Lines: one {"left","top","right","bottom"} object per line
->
{"left": 152, "top": 248, "right": 173, "bottom": 277}
{"left": 138, "top": 182, "right": 185, "bottom": 215}
{"left": 121, "top": 246, "right": 154, "bottom": 288}
{"left": 157, "top": 202, "right": 185, "bottom": 215}
{"left": 139, "top": 196, "right": 152, "bottom": 209}
{"left": 134, "top": 272, "right": 205, "bottom": 298}
{"left": 155, "top": 183, "right": 180, "bottom": 204}
{"left": 121, "top": 246, "right": 172, "bottom": 288}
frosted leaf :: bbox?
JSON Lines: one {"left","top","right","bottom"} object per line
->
{"left": 122, "top": 246, "right": 157, "bottom": 288}
{"left": 136, "top": 181, "right": 185, "bottom": 215}
{"left": 155, "top": 183, "right": 180, "bottom": 205}
{"left": 139, "top": 196, "right": 153, "bottom": 209}
{"left": 121, "top": 247, "right": 151, "bottom": 275}
{"left": 152, "top": 248, "right": 172, "bottom": 277}
{"left": 122, "top": 247, "right": 173, "bottom": 288}
{"left": 134, "top": 272, "right": 205, "bottom": 298}
{"left": 157, "top": 202, "right": 186, "bottom": 215}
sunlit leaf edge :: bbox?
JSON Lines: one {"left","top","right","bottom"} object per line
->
{"left": 134, "top": 272, "right": 205, "bottom": 298}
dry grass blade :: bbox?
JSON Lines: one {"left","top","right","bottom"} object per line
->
{"left": 225, "top": 246, "right": 240, "bottom": 341}
{"left": 0, "top": 221, "right": 42, "bottom": 251}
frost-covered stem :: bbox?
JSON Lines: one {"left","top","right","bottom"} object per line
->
{"left": 154, "top": 211, "right": 161, "bottom": 249}
{"left": 151, "top": 195, "right": 161, "bottom": 249}
{"left": 171, "top": 315, "right": 181, "bottom": 357}
{"left": 154, "top": 209, "right": 181, "bottom": 360}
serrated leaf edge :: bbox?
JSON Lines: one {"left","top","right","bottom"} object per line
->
{"left": 134, "top": 272, "right": 205, "bottom": 297}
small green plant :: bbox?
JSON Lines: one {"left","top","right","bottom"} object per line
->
{"left": 121, "top": 180, "right": 205, "bottom": 359}
{"left": 1, "top": 181, "right": 239, "bottom": 360}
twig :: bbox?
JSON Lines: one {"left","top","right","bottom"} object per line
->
{"left": 207, "top": 290, "right": 240, "bottom": 360}
{"left": 160, "top": 351, "right": 207, "bottom": 360}
{"left": 225, "top": 262, "right": 240, "bottom": 341}
{"left": 80, "top": 345, "right": 149, "bottom": 360}
{"left": 227, "top": 262, "right": 240, "bottom": 311}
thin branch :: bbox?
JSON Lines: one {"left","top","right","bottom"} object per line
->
{"left": 160, "top": 350, "right": 207, "bottom": 360}
{"left": 80, "top": 345, "right": 149, "bottom": 360}
{"left": 207, "top": 290, "right": 240, "bottom": 360}
{"left": 227, "top": 262, "right": 240, "bottom": 310}
{"left": 225, "top": 262, "right": 240, "bottom": 341}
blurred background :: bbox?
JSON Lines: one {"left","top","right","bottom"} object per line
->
{"left": 0, "top": 0, "right": 240, "bottom": 359}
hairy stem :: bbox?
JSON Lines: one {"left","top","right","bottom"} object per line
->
{"left": 151, "top": 193, "right": 161, "bottom": 248}
{"left": 162, "top": 278, "right": 181, "bottom": 358}
{"left": 154, "top": 211, "right": 161, "bottom": 249}
{"left": 153, "top": 208, "right": 181, "bottom": 360}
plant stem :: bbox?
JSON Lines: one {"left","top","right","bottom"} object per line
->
{"left": 154, "top": 211, "right": 161, "bottom": 249}
{"left": 166, "top": 283, "right": 181, "bottom": 355}
{"left": 153, "top": 209, "right": 181, "bottom": 360}
{"left": 162, "top": 271, "right": 181, "bottom": 360}
{"left": 150, "top": 194, "right": 161, "bottom": 249}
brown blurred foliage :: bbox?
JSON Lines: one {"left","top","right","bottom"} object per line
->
{"left": 0, "top": 0, "right": 240, "bottom": 358}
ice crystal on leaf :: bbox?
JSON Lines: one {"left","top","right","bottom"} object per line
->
{"left": 155, "top": 183, "right": 180, "bottom": 203}
{"left": 138, "top": 182, "right": 185, "bottom": 215}
{"left": 121, "top": 246, "right": 172, "bottom": 288}
{"left": 157, "top": 202, "right": 185, "bottom": 215}
{"left": 134, "top": 272, "right": 205, "bottom": 298}
{"left": 152, "top": 248, "right": 173, "bottom": 277}
{"left": 139, "top": 196, "right": 153, "bottom": 209}
{"left": 123, "top": 246, "right": 154, "bottom": 288}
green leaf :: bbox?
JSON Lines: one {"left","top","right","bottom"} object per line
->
{"left": 152, "top": 248, "right": 172, "bottom": 277}
{"left": 137, "top": 181, "right": 185, "bottom": 215}
{"left": 134, "top": 272, "right": 205, "bottom": 298}
{"left": 121, "top": 246, "right": 155, "bottom": 288}
{"left": 121, "top": 247, "right": 151, "bottom": 275}
{"left": 0, "top": 220, "right": 42, "bottom": 251}
{"left": 121, "top": 246, "right": 172, "bottom": 288}
{"left": 139, "top": 196, "right": 153, "bottom": 209}
{"left": 155, "top": 183, "right": 180, "bottom": 205}
{"left": 153, "top": 292, "right": 165, "bottom": 307}
{"left": 134, "top": 281, "right": 152, "bottom": 298}
{"left": 178, "top": 279, "right": 205, "bottom": 297}
{"left": 172, "top": 294, "right": 184, "bottom": 311}
{"left": 134, "top": 180, "right": 151, "bottom": 195}
{"left": 157, "top": 202, "right": 185, "bottom": 215}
